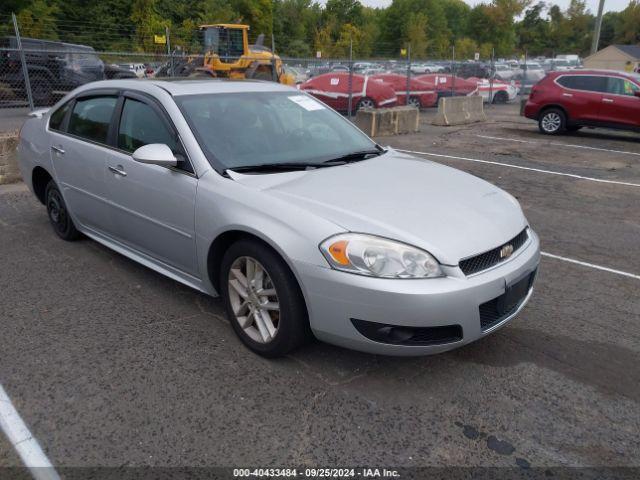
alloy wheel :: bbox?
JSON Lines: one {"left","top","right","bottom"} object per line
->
{"left": 357, "top": 98, "right": 375, "bottom": 110}
{"left": 228, "top": 256, "right": 280, "bottom": 344}
{"left": 541, "top": 112, "right": 561, "bottom": 132}
{"left": 408, "top": 97, "right": 421, "bottom": 108}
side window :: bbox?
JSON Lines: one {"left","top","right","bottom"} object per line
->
{"left": 68, "top": 96, "right": 117, "bottom": 144}
{"left": 117, "top": 98, "right": 193, "bottom": 173}
{"left": 557, "top": 75, "right": 606, "bottom": 93}
{"left": 625, "top": 80, "right": 640, "bottom": 95}
{"left": 49, "top": 101, "right": 71, "bottom": 131}
{"left": 606, "top": 77, "right": 640, "bottom": 96}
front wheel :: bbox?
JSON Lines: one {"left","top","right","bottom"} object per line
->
{"left": 538, "top": 108, "right": 566, "bottom": 135}
{"left": 220, "top": 239, "right": 310, "bottom": 357}
{"left": 45, "top": 180, "right": 80, "bottom": 241}
{"left": 356, "top": 97, "right": 375, "bottom": 111}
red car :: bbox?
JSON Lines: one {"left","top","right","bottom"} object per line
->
{"left": 524, "top": 70, "right": 640, "bottom": 134}
{"left": 299, "top": 73, "right": 397, "bottom": 113}
{"left": 414, "top": 74, "right": 478, "bottom": 98}
{"left": 369, "top": 73, "right": 438, "bottom": 108}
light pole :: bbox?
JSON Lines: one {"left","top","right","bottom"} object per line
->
{"left": 591, "top": 0, "right": 606, "bottom": 55}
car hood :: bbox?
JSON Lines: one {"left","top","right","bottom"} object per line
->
{"left": 229, "top": 150, "right": 528, "bottom": 265}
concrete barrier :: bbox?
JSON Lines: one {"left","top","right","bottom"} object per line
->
{"left": 432, "top": 95, "right": 486, "bottom": 126}
{"left": 354, "top": 106, "right": 419, "bottom": 137}
{"left": 0, "top": 131, "right": 20, "bottom": 185}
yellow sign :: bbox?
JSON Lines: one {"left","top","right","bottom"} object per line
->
{"left": 400, "top": 48, "right": 407, "bottom": 56}
{"left": 154, "top": 35, "right": 166, "bottom": 45}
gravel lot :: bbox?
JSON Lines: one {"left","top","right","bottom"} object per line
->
{"left": 1, "top": 103, "right": 638, "bottom": 478}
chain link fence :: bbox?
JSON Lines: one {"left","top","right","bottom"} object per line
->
{"left": 0, "top": 13, "right": 538, "bottom": 112}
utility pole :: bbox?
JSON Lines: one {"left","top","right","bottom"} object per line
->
{"left": 591, "top": 0, "right": 606, "bottom": 55}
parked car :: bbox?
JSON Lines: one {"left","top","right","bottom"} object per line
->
{"left": 493, "top": 63, "right": 517, "bottom": 81}
{"left": 118, "top": 63, "right": 146, "bottom": 78}
{"left": 104, "top": 63, "right": 137, "bottom": 79}
{"left": 466, "top": 77, "right": 518, "bottom": 104}
{"left": 369, "top": 73, "right": 438, "bottom": 108}
{"left": 0, "top": 36, "right": 104, "bottom": 105}
{"left": 299, "top": 72, "right": 397, "bottom": 112}
{"left": 18, "top": 79, "right": 540, "bottom": 357}
{"left": 414, "top": 74, "right": 478, "bottom": 98}
{"left": 456, "top": 62, "right": 492, "bottom": 79}
{"left": 523, "top": 70, "right": 640, "bottom": 134}
{"left": 283, "top": 65, "right": 308, "bottom": 84}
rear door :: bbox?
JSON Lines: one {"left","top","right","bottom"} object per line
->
{"left": 554, "top": 74, "right": 605, "bottom": 122}
{"left": 599, "top": 76, "right": 640, "bottom": 127}
{"left": 49, "top": 92, "right": 118, "bottom": 234}
{"left": 103, "top": 92, "right": 199, "bottom": 277}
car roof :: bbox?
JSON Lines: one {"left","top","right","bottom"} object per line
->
{"left": 547, "top": 69, "right": 637, "bottom": 79}
{"left": 74, "top": 78, "right": 297, "bottom": 97}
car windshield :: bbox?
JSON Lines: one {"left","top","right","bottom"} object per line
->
{"left": 176, "top": 91, "right": 377, "bottom": 171}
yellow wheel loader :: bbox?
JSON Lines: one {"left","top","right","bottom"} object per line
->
{"left": 193, "top": 24, "right": 294, "bottom": 85}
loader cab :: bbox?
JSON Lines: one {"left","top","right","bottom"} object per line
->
{"left": 200, "top": 24, "right": 249, "bottom": 64}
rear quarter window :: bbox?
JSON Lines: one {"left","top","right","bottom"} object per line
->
{"left": 67, "top": 96, "right": 117, "bottom": 144}
{"left": 557, "top": 75, "right": 607, "bottom": 93}
{"left": 49, "top": 101, "right": 71, "bottom": 131}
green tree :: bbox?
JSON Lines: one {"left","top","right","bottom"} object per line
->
{"left": 16, "top": 0, "right": 59, "bottom": 39}
{"left": 405, "top": 12, "right": 428, "bottom": 58}
{"left": 454, "top": 37, "right": 478, "bottom": 59}
{"left": 516, "top": 2, "right": 550, "bottom": 55}
{"left": 615, "top": 0, "right": 640, "bottom": 44}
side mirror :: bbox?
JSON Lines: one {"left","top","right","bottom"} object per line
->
{"left": 634, "top": 90, "right": 640, "bottom": 98}
{"left": 132, "top": 143, "right": 177, "bottom": 167}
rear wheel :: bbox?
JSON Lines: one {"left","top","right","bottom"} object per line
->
{"left": 538, "top": 108, "right": 566, "bottom": 135}
{"left": 45, "top": 180, "right": 80, "bottom": 241}
{"left": 220, "top": 239, "right": 310, "bottom": 357}
{"left": 31, "top": 75, "right": 52, "bottom": 106}
{"left": 356, "top": 97, "right": 375, "bottom": 110}
{"left": 407, "top": 96, "right": 421, "bottom": 108}
{"left": 492, "top": 91, "right": 509, "bottom": 104}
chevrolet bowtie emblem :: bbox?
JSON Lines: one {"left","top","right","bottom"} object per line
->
{"left": 500, "top": 244, "right": 514, "bottom": 259}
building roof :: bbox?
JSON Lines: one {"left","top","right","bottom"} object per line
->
{"left": 613, "top": 44, "right": 640, "bottom": 59}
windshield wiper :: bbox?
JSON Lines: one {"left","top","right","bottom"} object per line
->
{"left": 322, "top": 148, "right": 385, "bottom": 164}
{"left": 226, "top": 162, "right": 331, "bottom": 174}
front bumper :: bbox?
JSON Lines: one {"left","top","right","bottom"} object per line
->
{"left": 296, "top": 230, "right": 540, "bottom": 355}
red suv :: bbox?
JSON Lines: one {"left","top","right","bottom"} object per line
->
{"left": 523, "top": 70, "right": 640, "bottom": 134}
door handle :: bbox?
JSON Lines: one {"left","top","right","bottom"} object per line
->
{"left": 51, "top": 145, "right": 65, "bottom": 154}
{"left": 562, "top": 93, "right": 573, "bottom": 97}
{"left": 602, "top": 98, "right": 614, "bottom": 103}
{"left": 108, "top": 165, "right": 127, "bottom": 177}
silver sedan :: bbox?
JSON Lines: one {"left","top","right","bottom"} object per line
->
{"left": 17, "top": 79, "right": 540, "bottom": 357}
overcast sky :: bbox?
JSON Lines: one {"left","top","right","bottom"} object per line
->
{"left": 356, "top": 0, "right": 630, "bottom": 13}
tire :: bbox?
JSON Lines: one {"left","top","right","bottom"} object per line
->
{"left": 356, "top": 97, "right": 376, "bottom": 110}
{"left": 407, "top": 96, "right": 421, "bottom": 109}
{"left": 45, "top": 180, "right": 80, "bottom": 241}
{"left": 252, "top": 69, "right": 274, "bottom": 81}
{"left": 30, "top": 75, "right": 52, "bottom": 106}
{"left": 220, "top": 239, "right": 310, "bottom": 357}
{"left": 538, "top": 108, "right": 566, "bottom": 135}
{"left": 492, "top": 91, "right": 509, "bottom": 104}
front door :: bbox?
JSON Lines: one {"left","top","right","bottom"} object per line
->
{"left": 104, "top": 95, "right": 199, "bottom": 277}
{"left": 599, "top": 76, "right": 640, "bottom": 127}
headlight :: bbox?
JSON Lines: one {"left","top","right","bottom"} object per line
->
{"left": 319, "top": 233, "right": 443, "bottom": 278}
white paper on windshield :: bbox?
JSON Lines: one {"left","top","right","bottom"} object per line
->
{"left": 288, "top": 95, "right": 325, "bottom": 111}
{"left": 330, "top": 78, "right": 340, "bottom": 85}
